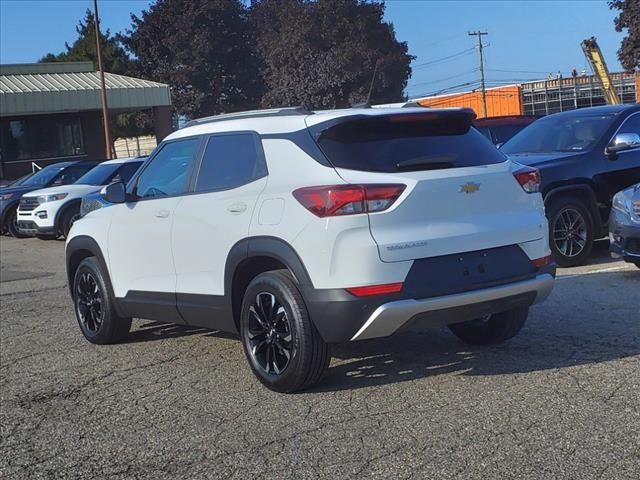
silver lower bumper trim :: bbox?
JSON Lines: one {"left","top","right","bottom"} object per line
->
{"left": 350, "top": 273, "right": 554, "bottom": 341}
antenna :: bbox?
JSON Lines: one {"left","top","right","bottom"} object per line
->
{"left": 366, "top": 59, "right": 381, "bottom": 107}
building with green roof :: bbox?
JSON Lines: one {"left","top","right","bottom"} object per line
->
{"left": 0, "top": 62, "right": 172, "bottom": 179}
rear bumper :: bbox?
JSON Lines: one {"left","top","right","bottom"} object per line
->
{"left": 350, "top": 273, "right": 553, "bottom": 341}
{"left": 304, "top": 244, "right": 556, "bottom": 343}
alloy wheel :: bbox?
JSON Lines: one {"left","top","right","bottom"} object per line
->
{"left": 553, "top": 208, "right": 587, "bottom": 258}
{"left": 246, "top": 292, "right": 293, "bottom": 375}
{"left": 76, "top": 272, "right": 103, "bottom": 334}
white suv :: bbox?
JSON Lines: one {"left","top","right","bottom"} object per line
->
{"left": 18, "top": 157, "right": 143, "bottom": 238}
{"left": 66, "top": 107, "right": 555, "bottom": 392}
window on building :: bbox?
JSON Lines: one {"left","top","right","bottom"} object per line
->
{"left": 1, "top": 117, "right": 85, "bottom": 161}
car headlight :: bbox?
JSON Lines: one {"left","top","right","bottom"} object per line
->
{"left": 612, "top": 191, "right": 632, "bottom": 215}
{"left": 37, "top": 193, "right": 68, "bottom": 203}
{"left": 0, "top": 193, "right": 14, "bottom": 201}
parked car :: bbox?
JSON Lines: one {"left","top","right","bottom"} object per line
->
{"left": 474, "top": 115, "right": 540, "bottom": 146}
{"left": 17, "top": 157, "right": 144, "bottom": 239}
{"left": 66, "top": 106, "right": 555, "bottom": 392}
{"left": 0, "top": 161, "right": 99, "bottom": 238}
{"left": 501, "top": 104, "right": 640, "bottom": 267}
{"left": 609, "top": 183, "right": 640, "bottom": 268}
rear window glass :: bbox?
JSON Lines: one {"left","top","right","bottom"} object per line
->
{"left": 314, "top": 114, "right": 506, "bottom": 173}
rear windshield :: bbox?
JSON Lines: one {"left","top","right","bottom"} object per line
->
{"left": 314, "top": 114, "right": 506, "bottom": 173}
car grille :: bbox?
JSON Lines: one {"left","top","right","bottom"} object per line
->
{"left": 633, "top": 200, "right": 640, "bottom": 219}
{"left": 19, "top": 197, "right": 40, "bottom": 212}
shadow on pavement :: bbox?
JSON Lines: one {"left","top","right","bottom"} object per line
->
{"left": 314, "top": 270, "right": 639, "bottom": 393}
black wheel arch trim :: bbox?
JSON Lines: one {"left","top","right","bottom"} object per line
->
{"left": 224, "top": 236, "right": 314, "bottom": 294}
{"left": 55, "top": 199, "right": 82, "bottom": 231}
{"left": 66, "top": 235, "right": 126, "bottom": 318}
{"left": 0, "top": 200, "right": 20, "bottom": 226}
{"left": 544, "top": 184, "right": 602, "bottom": 230}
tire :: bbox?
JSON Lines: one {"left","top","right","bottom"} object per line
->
{"left": 240, "top": 270, "right": 329, "bottom": 393}
{"left": 61, "top": 206, "right": 81, "bottom": 238}
{"left": 6, "top": 207, "right": 28, "bottom": 238}
{"left": 73, "top": 257, "right": 131, "bottom": 344}
{"left": 448, "top": 307, "right": 529, "bottom": 345}
{"left": 36, "top": 233, "right": 58, "bottom": 241}
{"left": 547, "top": 197, "right": 594, "bottom": 267}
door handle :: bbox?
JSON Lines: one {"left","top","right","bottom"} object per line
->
{"left": 154, "top": 209, "right": 170, "bottom": 218}
{"left": 227, "top": 203, "right": 247, "bottom": 214}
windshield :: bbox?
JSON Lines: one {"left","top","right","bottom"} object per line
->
{"left": 20, "top": 166, "right": 65, "bottom": 187}
{"left": 75, "top": 161, "right": 143, "bottom": 186}
{"left": 501, "top": 114, "right": 616, "bottom": 154}
{"left": 4, "top": 172, "right": 34, "bottom": 187}
{"left": 75, "top": 163, "right": 121, "bottom": 185}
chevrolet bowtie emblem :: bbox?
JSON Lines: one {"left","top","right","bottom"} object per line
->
{"left": 460, "top": 182, "right": 481, "bottom": 194}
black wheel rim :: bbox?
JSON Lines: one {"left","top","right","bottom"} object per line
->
{"left": 553, "top": 208, "right": 587, "bottom": 258}
{"left": 246, "top": 292, "right": 293, "bottom": 375}
{"left": 76, "top": 272, "right": 103, "bottom": 334}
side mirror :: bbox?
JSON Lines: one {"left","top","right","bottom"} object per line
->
{"left": 100, "top": 181, "right": 126, "bottom": 204}
{"left": 606, "top": 133, "right": 640, "bottom": 158}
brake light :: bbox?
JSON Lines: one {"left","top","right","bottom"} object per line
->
{"left": 531, "top": 255, "right": 552, "bottom": 267}
{"left": 346, "top": 282, "right": 403, "bottom": 297}
{"left": 513, "top": 166, "right": 541, "bottom": 193}
{"left": 293, "top": 184, "right": 406, "bottom": 217}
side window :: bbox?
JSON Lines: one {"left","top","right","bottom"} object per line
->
{"left": 617, "top": 113, "right": 640, "bottom": 135}
{"left": 111, "top": 161, "right": 142, "bottom": 185}
{"left": 195, "top": 134, "right": 266, "bottom": 192}
{"left": 136, "top": 139, "right": 199, "bottom": 198}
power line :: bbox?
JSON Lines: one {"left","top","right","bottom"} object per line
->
{"left": 407, "top": 68, "right": 478, "bottom": 88}
{"left": 412, "top": 47, "right": 476, "bottom": 70}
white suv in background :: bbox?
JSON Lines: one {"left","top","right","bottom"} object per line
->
{"left": 18, "top": 157, "right": 144, "bottom": 239}
{"left": 66, "top": 107, "right": 555, "bottom": 392}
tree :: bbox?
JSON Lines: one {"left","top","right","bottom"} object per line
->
{"left": 121, "top": 0, "right": 262, "bottom": 118}
{"left": 609, "top": 0, "right": 640, "bottom": 72}
{"left": 250, "top": 0, "right": 413, "bottom": 109}
{"left": 40, "top": 10, "right": 150, "bottom": 142}
{"left": 40, "top": 10, "right": 131, "bottom": 75}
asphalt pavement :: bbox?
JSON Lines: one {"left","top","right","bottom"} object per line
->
{"left": 1, "top": 236, "right": 638, "bottom": 479}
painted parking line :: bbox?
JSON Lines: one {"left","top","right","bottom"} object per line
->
{"left": 556, "top": 264, "right": 630, "bottom": 280}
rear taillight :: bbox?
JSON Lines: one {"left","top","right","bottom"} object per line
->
{"left": 293, "top": 184, "right": 406, "bottom": 218}
{"left": 346, "top": 282, "right": 403, "bottom": 297}
{"left": 513, "top": 167, "right": 541, "bottom": 193}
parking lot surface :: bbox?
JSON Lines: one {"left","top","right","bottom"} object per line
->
{"left": 1, "top": 236, "right": 638, "bottom": 479}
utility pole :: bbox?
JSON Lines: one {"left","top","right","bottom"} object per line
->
{"left": 94, "top": 0, "right": 112, "bottom": 159}
{"left": 468, "top": 31, "right": 488, "bottom": 118}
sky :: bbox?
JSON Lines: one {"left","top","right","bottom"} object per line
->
{"left": 0, "top": 0, "right": 626, "bottom": 99}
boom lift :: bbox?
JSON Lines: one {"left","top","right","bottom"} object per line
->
{"left": 581, "top": 36, "right": 621, "bottom": 105}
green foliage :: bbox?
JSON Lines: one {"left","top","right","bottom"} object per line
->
{"left": 39, "top": 10, "right": 151, "bottom": 141}
{"left": 120, "top": 0, "right": 262, "bottom": 118}
{"left": 39, "top": 9, "right": 131, "bottom": 74}
{"left": 250, "top": 0, "right": 413, "bottom": 109}
{"left": 609, "top": 0, "right": 640, "bottom": 72}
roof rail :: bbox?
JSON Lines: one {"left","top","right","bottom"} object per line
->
{"left": 185, "top": 106, "right": 313, "bottom": 127}
{"left": 401, "top": 101, "right": 427, "bottom": 108}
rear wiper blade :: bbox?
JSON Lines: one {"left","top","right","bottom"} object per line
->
{"left": 396, "top": 155, "right": 455, "bottom": 171}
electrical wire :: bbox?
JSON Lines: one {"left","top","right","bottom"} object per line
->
{"left": 412, "top": 47, "right": 477, "bottom": 70}
{"left": 407, "top": 69, "right": 479, "bottom": 88}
